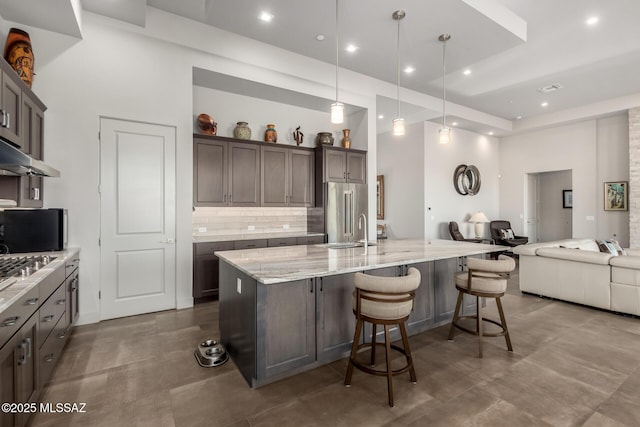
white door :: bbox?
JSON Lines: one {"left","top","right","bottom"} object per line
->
{"left": 526, "top": 173, "right": 539, "bottom": 243}
{"left": 99, "top": 118, "right": 176, "bottom": 320}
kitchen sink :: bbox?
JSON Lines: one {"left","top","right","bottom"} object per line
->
{"left": 317, "top": 241, "right": 378, "bottom": 249}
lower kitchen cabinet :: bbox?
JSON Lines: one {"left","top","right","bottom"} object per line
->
{"left": 193, "top": 241, "right": 234, "bottom": 300}
{"left": 0, "top": 313, "right": 38, "bottom": 427}
{"left": 258, "top": 279, "right": 316, "bottom": 379}
{"left": 315, "top": 274, "right": 357, "bottom": 363}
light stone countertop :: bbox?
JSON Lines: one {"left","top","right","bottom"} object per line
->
{"left": 0, "top": 248, "right": 80, "bottom": 315}
{"left": 216, "top": 239, "right": 508, "bottom": 284}
{"left": 193, "top": 232, "right": 325, "bottom": 243}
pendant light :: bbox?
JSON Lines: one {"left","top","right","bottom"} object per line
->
{"left": 330, "top": 0, "right": 344, "bottom": 124}
{"left": 392, "top": 10, "right": 406, "bottom": 136}
{"left": 438, "top": 34, "right": 451, "bottom": 144}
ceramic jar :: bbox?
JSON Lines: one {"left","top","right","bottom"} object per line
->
{"left": 264, "top": 124, "right": 277, "bottom": 143}
{"left": 317, "top": 132, "right": 334, "bottom": 146}
{"left": 197, "top": 114, "right": 217, "bottom": 135}
{"left": 234, "top": 122, "right": 251, "bottom": 140}
{"left": 341, "top": 129, "right": 351, "bottom": 149}
{"left": 3, "top": 28, "right": 34, "bottom": 88}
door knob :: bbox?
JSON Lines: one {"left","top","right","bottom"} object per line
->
{"left": 159, "top": 238, "right": 175, "bottom": 244}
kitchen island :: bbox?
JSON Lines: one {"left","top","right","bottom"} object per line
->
{"left": 217, "top": 239, "right": 507, "bottom": 387}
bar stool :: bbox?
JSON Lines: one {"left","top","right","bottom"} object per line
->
{"left": 344, "top": 267, "right": 421, "bottom": 407}
{"left": 448, "top": 255, "right": 515, "bottom": 357}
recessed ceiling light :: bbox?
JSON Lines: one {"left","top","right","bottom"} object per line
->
{"left": 378, "top": 114, "right": 384, "bottom": 119}
{"left": 259, "top": 12, "right": 274, "bottom": 22}
{"left": 345, "top": 44, "right": 358, "bottom": 53}
{"left": 541, "top": 102, "right": 549, "bottom": 107}
{"left": 586, "top": 16, "right": 599, "bottom": 26}
{"left": 316, "top": 34, "right": 325, "bottom": 41}
{"left": 488, "top": 131, "right": 494, "bottom": 136}
{"left": 463, "top": 69, "right": 471, "bottom": 76}
{"left": 516, "top": 115, "right": 523, "bottom": 120}
{"left": 404, "top": 66, "right": 415, "bottom": 74}
{"left": 452, "top": 122, "right": 458, "bottom": 126}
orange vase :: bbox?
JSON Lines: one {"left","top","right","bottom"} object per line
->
{"left": 4, "top": 28, "right": 34, "bottom": 88}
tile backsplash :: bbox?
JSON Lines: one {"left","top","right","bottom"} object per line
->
{"left": 193, "top": 207, "right": 309, "bottom": 237}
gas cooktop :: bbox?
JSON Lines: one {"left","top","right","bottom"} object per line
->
{"left": 0, "top": 255, "right": 55, "bottom": 292}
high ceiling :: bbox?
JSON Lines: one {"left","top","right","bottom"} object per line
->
{"left": 2, "top": 0, "right": 639, "bottom": 135}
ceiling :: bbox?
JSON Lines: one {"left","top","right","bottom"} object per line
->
{"left": 2, "top": 0, "right": 640, "bottom": 135}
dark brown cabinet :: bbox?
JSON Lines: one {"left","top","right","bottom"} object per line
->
{"left": 0, "top": 313, "right": 38, "bottom": 427}
{"left": 261, "top": 146, "right": 314, "bottom": 207}
{"left": 18, "top": 95, "right": 45, "bottom": 208}
{"left": 316, "top": 146, "right": 366, "bottom": 184}
{"left": 194, "top": 137, "right": 260, "bottom": 207}
{"left": 0, "top": 69, "right": 22, "bottom": 147}
{"left": 193, "top": 241, "right": 234, "bottom": 299}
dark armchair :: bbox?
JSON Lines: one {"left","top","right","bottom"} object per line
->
{"left": 489, "top": 220, "right": 528, "bottom": 247}
{"left": 449, "top": 221, "right": 482, "bottom": 243}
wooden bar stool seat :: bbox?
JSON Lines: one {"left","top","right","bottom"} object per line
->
{"left": 448, "top": 255, "right": 516, "bottom": 357}
{"left": 344, "top": 267, "right": 421, "bottom": 407}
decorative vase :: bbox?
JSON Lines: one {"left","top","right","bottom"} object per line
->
{"left": 293, "top": 126, "right": 304, "bottom": 146}
{"left": 3, "top": 28, "right": 34, "bottom": 88}
{"left": 316, "top": 132, "right": 334, "bottom": 146}
{"left": 264, "top": 124, "right": 277, "bottom": 143}
{"left": 197, "top": 113, "right": 217, "bottom": 135}
{"left": 234, "top": 122, "right": 251, "bottom": 140}
{"left": 341, "top": 129, "right": 351, "bottom": 149}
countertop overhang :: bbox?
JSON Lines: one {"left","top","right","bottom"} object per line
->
{"left": 216, "top": 239, "right": 509, "bottom": 284}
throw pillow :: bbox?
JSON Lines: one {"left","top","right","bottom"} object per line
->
{"left": 506, "top": 229, "right": 515, "bottom": 239}
{"left": 606, "top": 239, "right": 627, "bottom": 256}
{"left": 596, "top": 239, "right": 624, "bottom": 256}
{"left": 499, "top": 229, "right": 508, "bottom": 239}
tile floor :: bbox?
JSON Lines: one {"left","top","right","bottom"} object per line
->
{"left": 31, "top": 271, "right": 640, "bottom": 427}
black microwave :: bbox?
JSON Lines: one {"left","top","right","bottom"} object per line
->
{"left": 3, "top": 208, "right": 68, "bottom": 253}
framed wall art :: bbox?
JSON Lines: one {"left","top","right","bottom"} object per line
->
{"left": 604, "top": 181, "right": 628, "bottom": 211}
{"left": 562, "top": 190, "right": 572, "bottom": 208}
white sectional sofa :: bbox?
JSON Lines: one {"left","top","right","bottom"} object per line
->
{"left": 513, "top": 239, "right": 640, "bottom": 316}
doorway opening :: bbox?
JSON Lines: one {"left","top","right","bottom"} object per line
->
{"left": 526, "top": 170, "right": 572, "bottom": 243}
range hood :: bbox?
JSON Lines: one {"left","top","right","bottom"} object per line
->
{"left": 0, "top": 139, "right": 60, "bottom": 177}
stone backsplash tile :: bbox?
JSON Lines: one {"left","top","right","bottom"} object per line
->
{"left": 193, "top": 207, "right": 309, "bottom": 237}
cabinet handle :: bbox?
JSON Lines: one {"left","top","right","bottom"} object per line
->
{"left": 4, "top": 112, "right": 9, "bottom": 129}
{"left": 229, "top": 194, "right": 232, "bottom": 203}
{"left": 58, "top": 332, "right": 66, "bottom": 339}
{"left": 33, "top": 187, "right": 40, "bottom": 201}
{"left": 25, "top": 337, "right": 31, "bottom": 359}
{"left": 223, "top": 194, "right": 226, "bottom": 203}
{"left": 44, "top": 353, "right": 54, "bottom": 363}
{"left": 17, "top": 341, "right": 27, "bottom": 366}
{"left": 319, "top": 277, "right": 323, "bottom": 292}
{"left": 56, "top": 299, "right": 66, "bottom": 305}
{"left": 25, "top": 298, "right": 39, "bottom": 305}
{"left": 343, "top": 171, "right": 346, "bottom": 179}
{"left": 43, "top": 315, "right": 55, "bottom": 323}
{"left": 310, "top": 281, "right": 314, "bottom": 293}
{"left": 2, "top": 316, "right": 19, "bottom": 327}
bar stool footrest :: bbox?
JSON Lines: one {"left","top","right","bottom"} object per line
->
{"left": 451, "top": 314, "right": 508, "bottom": 338}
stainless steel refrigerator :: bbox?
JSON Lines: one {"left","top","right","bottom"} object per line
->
{"left": 325, "top": 182, "right": 368, "bottom": 243}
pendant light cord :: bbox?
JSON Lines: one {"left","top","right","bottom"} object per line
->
{"left": 396, "top": 14, "right": 401, "bottom": 118}
{"left": 335, "top": 0, "right": 339, "bottom": 104}
{"left": 442, "top": 39, "right": 446, "bottom": 129}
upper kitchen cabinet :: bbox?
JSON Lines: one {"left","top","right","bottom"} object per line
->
{"left": 316, "top": 146, "right": 366, "bottom": 184}
{"left": 18, "top": 95, "right": 45, "bottom": 208}
{"left": 261, "top": 145, "right": 314, "bottom": 207}
{"left": 0, "top": 67, "right": 22, "bottom": 147}
{"left": 193, "top": 135, "right": 260, "bottom": 207}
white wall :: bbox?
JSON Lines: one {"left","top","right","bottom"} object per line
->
{"left": 500, "top": 121, "right": 597, "bottom": 239}
{"left": 538, "top": 170, "right": 572, "bottom": 242}
{"left": 193, "top": 87, "right": 367, "bottom": 150}
{"left": 597, "top": 114, "right": 630, "bottom": 246}
{"left": 424, "top": 122, "right": 500, "bottom": 240}
{"left": 376, "top": 122, "right": 424, "bottom": 238}
{"left": 500, "top": 114, "right": 629, "bottom": 245}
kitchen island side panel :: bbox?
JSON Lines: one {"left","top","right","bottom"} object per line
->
{"left": 219, "top": 260, "right": 256, "bottom": 386}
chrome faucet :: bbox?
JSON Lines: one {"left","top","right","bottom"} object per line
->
{"left": 358, "top": 213, "right": 368, "bottom": 254}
